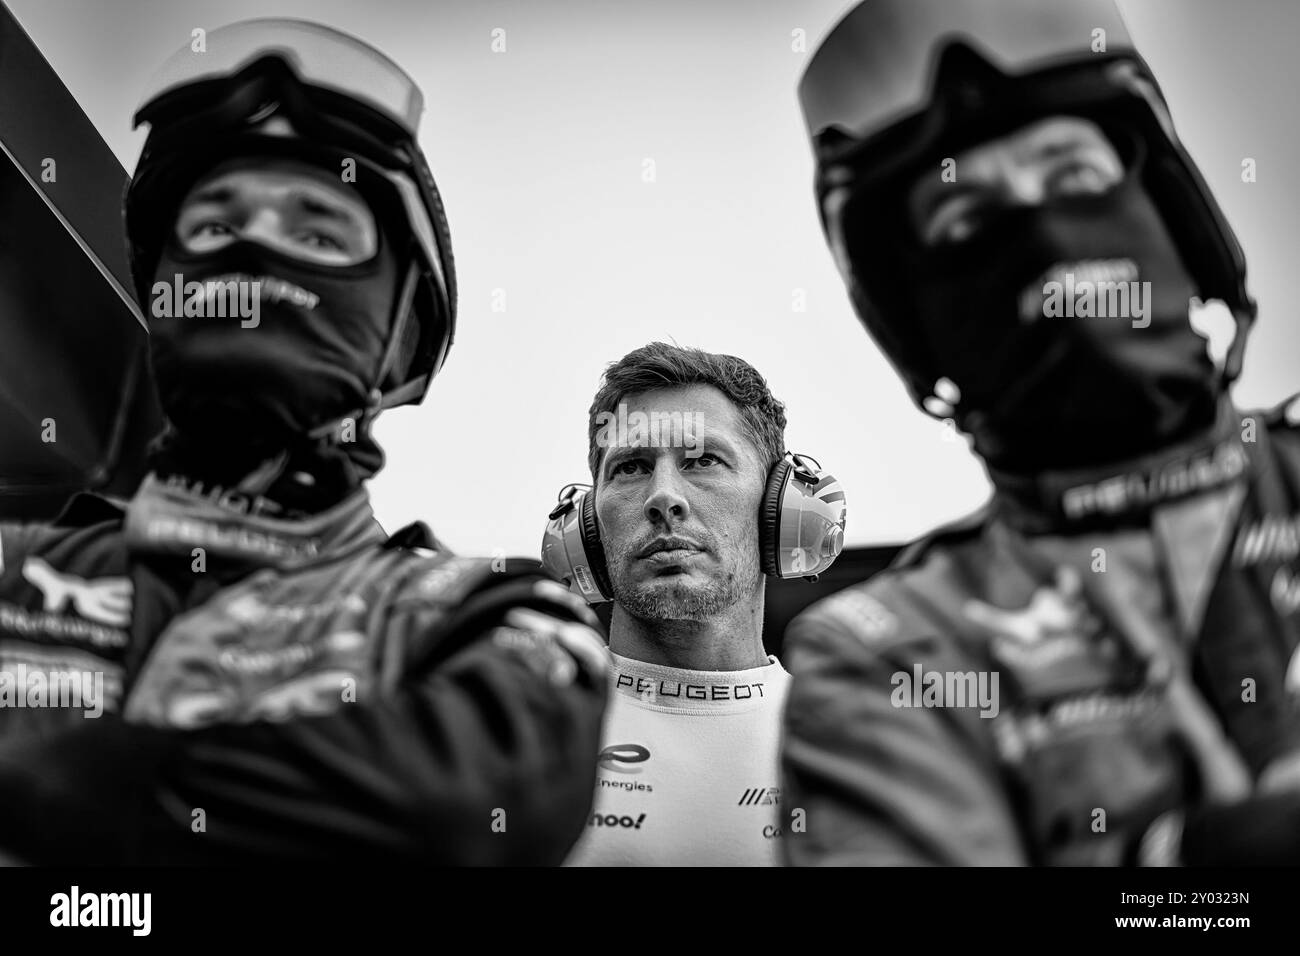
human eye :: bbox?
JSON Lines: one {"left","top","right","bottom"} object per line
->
{"left": 924, "top": 194, "right": 992, "bottom": 247}
{"left": 608, "top": 458, "right": 648, "bottom": 479}
{"left": 1047, "top": 160, "right": 1117, "bottom": 197}
{"left": 189, "top": 220, "right": 234, "bottom": 241}
{"left": 296, "top": 230, "right": 344, "bottom": 251}
{"left": 683, "top": 453, "right": 723, "bottom": 470}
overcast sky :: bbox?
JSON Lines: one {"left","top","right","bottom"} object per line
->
{"left": 9, "top": 0, "right": 1298, "bottom": 555}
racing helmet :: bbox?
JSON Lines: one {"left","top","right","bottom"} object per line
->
{"left": 125, "top": 18, "right": 457, "bottom": 410}
{"left": 799, "top": 0, "right": 1256, "bottom": 409}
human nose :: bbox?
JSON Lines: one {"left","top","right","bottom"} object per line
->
{"left": 1000, "top": 161, "right": 1048, "bottom": 207}
{"left": 238, "top": 207, "right": 287, "bottom": 248}
{"left": 642, "top": 460, "right": 690, "bottom": 525}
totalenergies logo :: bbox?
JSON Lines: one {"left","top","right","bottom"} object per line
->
{"left": 597, "top": 743, "right": 650, "bottom": 774}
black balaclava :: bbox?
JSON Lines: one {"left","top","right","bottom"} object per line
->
{"left": 842, "top": 132, "right": 1221, "bottom": 474}
{"left": 144, "top": 156, "right": 409, "bottom": 509}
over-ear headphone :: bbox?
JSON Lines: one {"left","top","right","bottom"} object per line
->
{"left": 540, "top": 452, "right": 847, "bottom": 604}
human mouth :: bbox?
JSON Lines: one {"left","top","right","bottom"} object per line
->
{"left": 637, "top": 537, "right": 705, "bottom": 561}
{"left": 200, "top": 273, "right": 320, "bottom": 311}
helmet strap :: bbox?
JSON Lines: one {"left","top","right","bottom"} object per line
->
{"left": 1221, "top": 299, "right": 1258, "bottom": 387}
{"left": 374, "top": 255, "right": 421, "bottom": 396}
{"left": 302, "top": 256, "right": 421, "bottom": 447}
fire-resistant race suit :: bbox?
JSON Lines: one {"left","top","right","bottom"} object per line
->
{"left": 782, "top": 398, "right": 1300, "bottom": 865}
{"left": 0, "top": 473, "right": 607, "bottom": 865}
{"left": 784, "top": 0, "right": 1300, "bottom": 866}
{"left": 0, "top": 18, "right": 610, "bottom": 866}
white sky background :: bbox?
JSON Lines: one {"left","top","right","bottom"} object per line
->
{"left": 9, "top": 0, "right": 1298, "bottom": 555}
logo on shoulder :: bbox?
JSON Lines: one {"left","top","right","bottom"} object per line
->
{"left": 820, "top": 588, "right": 898, "bottom": 643}
{"left": 964, "top": 566, "right": 1097, "bottom": 665}
{"left": 22, "top": 558, "right": 132, "bottom": 628}
{"left": 964, "top": 567, "right": 1136, "bottom": 699}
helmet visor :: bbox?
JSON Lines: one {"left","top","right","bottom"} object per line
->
{"left": 136, "top": 18, "right": 423, "bottom": 134}
{"left": 799, "top": 0, "right": 1133, "bottom": 144}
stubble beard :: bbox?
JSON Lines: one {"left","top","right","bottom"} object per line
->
{"left": 611, "top": 543, "right": 760, "bottom": 623}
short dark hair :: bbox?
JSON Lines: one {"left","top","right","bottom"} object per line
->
{"left": 586, "top": 343, "right": 787, "bottom": 481}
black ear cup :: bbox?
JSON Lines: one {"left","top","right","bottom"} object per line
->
{"left": 563, "top": 455, "right": 827, "bottom": 596}
{"left": 579, "top": 489, "right": 614, "bottom": 601}
{"left": 758, "top": 459, "right": 792, "bottom": 577}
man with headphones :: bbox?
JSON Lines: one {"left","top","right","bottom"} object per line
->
{"left": 781, "top": 0, "right": 1300, "bottom": 865}
{"left": 542, "top": 343, "right": 846, "bottom": 865}
{"left": 0, "top": 19, "right": 607, "bottom": 865}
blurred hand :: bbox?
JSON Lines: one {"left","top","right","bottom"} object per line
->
{"left": 499, "top": 608, "right": 608, "bottom": 685}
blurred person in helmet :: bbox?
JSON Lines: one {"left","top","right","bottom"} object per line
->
{"left": 782, "top": 0, "right": 1300, "bottom": 865}
{"left": 541, "top": 344, "right": 846, "bottom": 865}
{"left": 0, "top": 19, "right": 607, "bottom": 865}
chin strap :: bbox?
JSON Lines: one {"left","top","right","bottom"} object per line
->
{"left": 916, "top": 293, "right": 1259, "bottom": 434}
{"left": 304, "top": 256, "right": 424, "bottom": 447}
{"left": 1221, "top": 299, "right": 1258, "bottom": 388}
